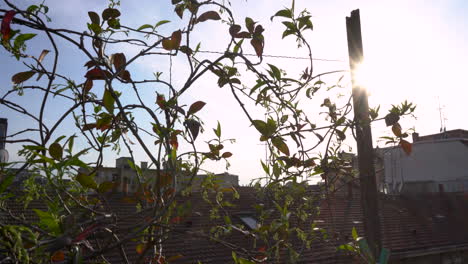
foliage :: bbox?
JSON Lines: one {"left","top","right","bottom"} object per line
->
{"left": 0, "top": 0, "right": 415, "bottom": 263}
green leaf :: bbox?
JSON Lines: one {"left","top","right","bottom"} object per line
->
{"left": 162, "top": 30, "right": 182, "bottom": 50}
{"left": 87, "top": 23, "right": 102, "bottom": 35}
{"left": 252, "top": 120, "right": 268, "bottom": 136}
{"left": 268, "top": 64, "right": 281, "bottom": 80}
{"left": 0, "top": 174, "right": 14, "bottom": 193}
{"left": 76, "top": 173, "right": 97, "bottom": 189}
{"left": 187, "top": 101, "right": 206, "bottom": 116}
{"left": 214, "top": 121, "right": 221, "bottom": 138}
{"left": 108, "top": 18, "right": 120, "bottom": 29}
{"left": 98, "top": 181, "right": 114, "bottom": 193}
{"left": 233, "top": 39, "right": 244, "bottom": 54}
{"left": 197, "top": 11, "right": 221, "bottom": 23}
{"left": 352, "top": 227, "right": 358, "bottom": 240}
{"left": 88, "top": 11, "right": 100, "bottom": 25}
{"left": 137, "top": 24, "right": 153, "bottom": 31}
{"left": 379, "top": 248, "right": 391, "bottom": 264}
{"left": 33, "top": 209, "right": 60, "bottom": 235}
{"left": 155, "top": 20, "right": 171, "bottom": 28}
{"left": 271, "top": 9, "right": 292, "bottom": 20}
{"left": 13, "top": 33, "right": 36, "bottom": 49}
{"left": 49, "top": 142, "right": 63, "bottom": 160}
{"left": 103, "top": 89, "right": 115, "bottom": 114}
{"left": 12, "top": 71, "right": 35, "bottom": 84}
{"left": 272, "top": 137, "right": 290, "bottom": 156}
{"left": 102, "top": 8, "right": 120, "bottom": 21}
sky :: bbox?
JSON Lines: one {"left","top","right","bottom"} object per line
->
{"left": 1, "top": 0, "right": 467, "bottom": 185}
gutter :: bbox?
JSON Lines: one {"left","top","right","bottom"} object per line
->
{"left": 391, "top": 243, "right": 468, "bottom": 259}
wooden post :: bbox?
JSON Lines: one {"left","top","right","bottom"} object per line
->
{"left": 346, "top": 9, "right": 382, "bottom": 257}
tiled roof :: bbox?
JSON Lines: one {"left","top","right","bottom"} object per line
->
{"left": 2, "top": 187, "right": 468, "bottom": 263}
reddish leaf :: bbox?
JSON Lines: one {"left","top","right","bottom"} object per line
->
{"left": 12, "top": 71, "right": 35, "bottom": 84}
{"left": 102, "top": 8, "right": 120, "bottom": 21}
{"left": 118, "top": 70, "right": 132, "bottom": 82}
{"left": 84, "top": 60, "right": 98, "bottom": 69}
{"left": 197, "top": 11, "right": 221, "bottom": 23}
{"left": 156, "top": 94, "right": 166, "bottom": 109}
{"left": 392, "top": 123, "right": 402, "bottom": 137}
{"left": 85, "top": 67, "right": 112, "bottom": 80}
{"left": 162, "top": 30, "right": 182, "bottom": 51}
{"left": 73, "top": 223, "right": 100, "bottom": 242}
{"left": 184, "top": 119, "right": 200, "bottom": 140}
{"left": 250, "top": 38, "right": 264, "bottom": 58}
{"left": 1, "top": 10, "right": 15, "bottom": 41}
{"left": 169, "top": 133, "right": 178, "bottom": 150}
{"left": 235, "top": 31, "right": 251, "bottom": 38}
{"left": 167, "top": 255, "right": 184, "bottom": 262}
{"left": 170, "top": 216, "right": 181, "bottom": 224}
{"left": 221, "top": 152, "right": 232, "bottom": 158}
{"left": 82, "top": 123, "right": 96, "bottom": 131}
{"left": 84, "top": 79, "right": 93, "bottom": 92}
{"left": 229, "top": 24, "right": 241, "bottom": 37}
{"left": 303, "top": 158, "right": 316, "bottom": 168}
{"left": 136, "top": 243, "right": 146, "bottom": 254}
{"left": 187, "top": 101, "right": 206, "bottom": 116}
{"left": 51, "top": 251, "right": 65, "bottom": 262}
{"left": 111, "top": 53, "right": 126, "bottom": 71}
{"left": 400, "top": 139, "right": 412, "bottom": 155}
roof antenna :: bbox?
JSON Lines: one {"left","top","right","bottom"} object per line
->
{"left": 437, "top": 97, "right": 446, "bottom": 132}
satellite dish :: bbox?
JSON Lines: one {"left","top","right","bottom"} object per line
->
{"left": 0, "top": 149, "right": 9, "bottom": 163}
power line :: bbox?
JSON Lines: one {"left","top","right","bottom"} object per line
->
{"left": 154, "top": 46, "right": 345, "bottom": 62}
{"left": 196, "top": 49, "right": 345, "bottom": 62}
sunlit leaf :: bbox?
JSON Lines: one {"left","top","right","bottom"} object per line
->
{"left": 272, "top": 137, "right": 290, "bottom": 156}
{"left": 76, "top": 173, "right": 97, "bottom": 189}
{"left": 49, "top": 142, "right": 63, "bottom": 160}
{"left": 136, "top": 243, "right": 146, "bottom": 254}
{"left": 187, "top": 101, "right": 206, "bottom": 116}
{"left": 197, "top": 11, "right": 221, "bottom": 23}
{"left": 38, "top": 49, "right": 50, "bottom": 63}
{"left": 271, "top": 9, "right": 292, "bottom": 20}
{"left": 12, "top": 71, "right": 35, "bottom": 84}
{"left": 155, "top": 20, "right": 171, "bottom": 28}
{"left": 137, "top": 24, "right": 152, "bottom": 31}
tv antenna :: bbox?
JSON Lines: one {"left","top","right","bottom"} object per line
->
{"left": 437, "top": 97, "right": 447, "bottom": 132}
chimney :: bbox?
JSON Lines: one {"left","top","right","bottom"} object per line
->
{"left": 0, "top": 118, "right": 7, "bottom": 149}
{"left": 141, "top": 162, "right": 148, "bottom": 170}
{"left": 412, "top": 132, "right": 419, "bottom": 143}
